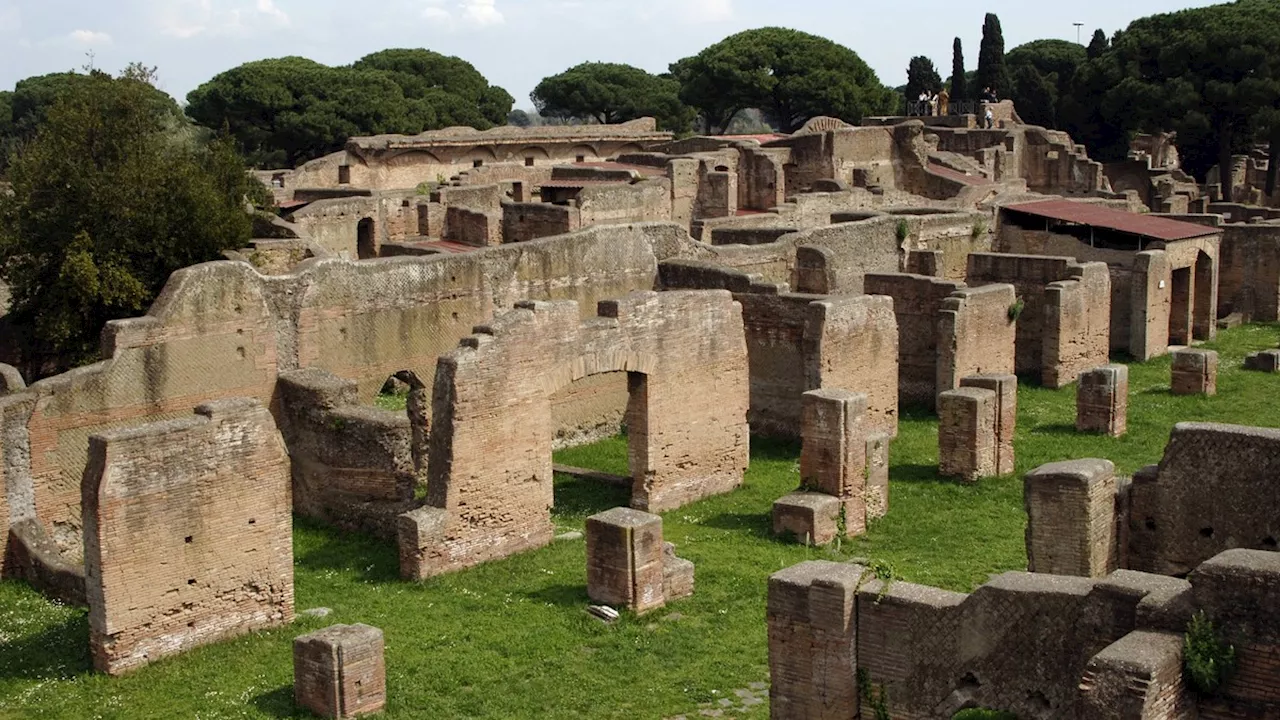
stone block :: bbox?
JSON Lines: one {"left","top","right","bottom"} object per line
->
{"left": 586, "top": 507, "right": 666, "bottom": 614}
{"left": 959, "top": 374, "right": 1017, "bottom": 475}
{"left": 772, "top": 492, "right": 842, "bottom": 545}
{"left": 1076, "top": 365, "right": 1129, "bottom": 437}
{"left": 938, "top": 387, "right": 997, "bottom": 483}
{"left": 1078, "top": 631, "right": 1195, "bottom": 719}
{"left": 1244, "top": 349, "right": 1280, "bottom": 373}
{"left": 662, "top": 542, "right": 695, "bottom": 602}
{"left": 294, "top": 624, "right": 387, "bottom": 719}
{"left": 865, "top": 433, "right": 891, "bottom": 520}
{"left": 1024, "top": 459, "right": 1118, "bottom": 577}
{"left": 1170, "top": 348, "right": 1218, "bottom": 395}
{"left": 799, "top": 389, "right": 871, "bottom": 535}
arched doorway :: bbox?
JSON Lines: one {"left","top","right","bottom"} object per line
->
{"left": 356, "top": 218, "right": 376, "bottom": 259}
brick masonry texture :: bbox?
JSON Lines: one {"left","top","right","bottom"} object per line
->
{"left": 585, "top": 507, "right": 693, "bottom": 614}
{"left": 771, "top": 492, "right": 841, "bottom": 545}
{"left": 938, "top": 284, "right": 1018, "bottom": 397}
{"left": 82, "top": 399, "right": 293, "bottom": 675}
{"left": 959, "top": 374, "right": 1018, "bottom": 476}
{"left": 938, "top": 387, "right": 997, "bottom": 483}
{"left": 398, "top": 290, "right": 748, "bottom": 580}
{"left": 1170, "top": 348, "right": 1218, "bottom": 395}
{"left": 294, "top": 623, "right": 387, "bottom": 719}
{"left": 1077, "top": 365, "right": 1129, "bottom": 437}
{"left": 1243, "top": 349, "right": 1280, "bottom": 372}
{"left": 1024, "top": 459, "right": 1118, "bottom": 578}
{"left": 798, "top": 389, "right": 873, "bottom": 536}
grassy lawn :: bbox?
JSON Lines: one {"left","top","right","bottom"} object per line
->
{"left": 1, "top": 324, "right": 1277, "bottom": 719}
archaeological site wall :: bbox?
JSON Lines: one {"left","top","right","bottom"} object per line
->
{"left": 82, "top": 399, "right": 293, "bottom": 675}
{"left": 1218, "top": 222, "right": 1280, "bottom": 322}
{"left": 398, "top": 291, "right": 749, "bottom": 580}
{"left": 967, "top": 253, "right": 1110, "bottom": 387}
{"left": 770, "top": 552, "right": 1280, "bottom": 720}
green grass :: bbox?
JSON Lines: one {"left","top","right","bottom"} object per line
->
{"left": 2, "top": 325, "right": 1278, "bottom": 719}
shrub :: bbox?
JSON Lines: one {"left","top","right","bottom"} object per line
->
{"left": 895, "top": 218, "right": 910, "bottom": 242}
{"left": 856, "top": 669, "right": 890, "bottom": 720}
{"left": 1007, "top": 298, "right": 1025, "bottom": 322}
{"left": 1184, "top": 611, "right": 1236, "bottom": 696}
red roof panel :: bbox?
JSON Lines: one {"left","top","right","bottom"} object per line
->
{"left": 1004, "top": 200, "right": 1218, "bottom": 242}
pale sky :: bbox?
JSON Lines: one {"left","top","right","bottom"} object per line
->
{"left": 0, "top": 0, "right": 1223, "bottom": 110}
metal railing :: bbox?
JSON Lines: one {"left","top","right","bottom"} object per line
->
{"left": 904, "top": 99, "right": 981, "bottom": 117}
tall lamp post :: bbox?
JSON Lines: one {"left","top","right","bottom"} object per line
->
{"left": 1074, "top": 22, "right": 1084, "bottom": 44}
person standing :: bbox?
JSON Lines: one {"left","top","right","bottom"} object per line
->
{"left": 938, "top": 87, "right": 950, "bottom": 117}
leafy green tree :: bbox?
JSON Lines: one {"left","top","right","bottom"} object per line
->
{"left": 904, "top": 56, "right": 943, "bottom": 104}
{"left": 507, "top": 109, "right": 532, "bottom": 127}
{"left": 1006, "top": 40, "right": 1086, "bottom": 128}
{"left": 1254, "top": 107, "right": 1280, "bottom": 197}
{"left": 977, "top": 13, "right": 1012, "bottom": 99}
{"left": 950, "top": 38, "right": 968, "bottom": 101}
{"left": 0, "top": 71, "right": 259, "bottom": 371}
{"left": 670, "top": 27, "right": 897, "bottom": 134}
{"left": 351, "top": 48, "right": 513, "bottom": 128}
{"left": 531, "top": 62, "right": 694, "bottom": 132}
{"left": 1094, "top": 0, "right": 1280, "bottom": 180}
{"left": 1086, "top": 29, "right": 1109, "bottom": 60}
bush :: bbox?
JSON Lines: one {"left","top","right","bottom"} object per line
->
{"left": 895, "top": 219, "right": 910, "bottom": 242}
{"left": 1007, "top": 298, "right": 1025, "bottom": 322}
{"left": 1184, "top": 611, "right": 1236, "bottom": 696}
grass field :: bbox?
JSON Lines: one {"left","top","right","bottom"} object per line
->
{"left": 2, "top": 324, "right": 1277, "bottom": 720}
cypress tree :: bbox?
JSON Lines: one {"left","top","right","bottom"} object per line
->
{"left": 950, "top": 37, "right": 967, "bottom": 100}
{"left": 1086, "top": 29, "right": 1109, "bottom": 60}
{"left": 976, "top": 13, "right": 1011, "bottom": 99}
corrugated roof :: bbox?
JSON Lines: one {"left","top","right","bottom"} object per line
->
{"left": 927, "top": 163, "right": 992, "bottom": 187}
{"left": 1004, "top": 200, "right": 1219, "bottom": 242}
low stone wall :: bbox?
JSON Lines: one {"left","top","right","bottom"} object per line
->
{"left": 83, "top": 399, "right": 293, "bottom": 676}
{"left": 1218, "top": 222, "right": 1280, "bottom": 321}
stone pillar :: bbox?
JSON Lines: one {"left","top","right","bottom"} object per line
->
{"left": 938, "top": 387, "right": 997, "bottom": 483}
{"left": 767, "top": 561, "right": 864, "bottom": 720}
{"left": 586, "top": 507, "right": 666, "bottom": 614}
{"left": 959, "top": 374, "right": 1017, "bottom": 476}
{"left": 1076, "top": 365, "right": 1129, "bottom": 437}
{"left": 1171, "top": 348, "right": 1218, "bottom": 395}
{"left": 865, "top": 433, "right": 891, "bottom": 520}
{"left": 799, "top": 389, "right": 869, "bottom": 535}
{"left": 1024, "top": 459, "right": 1117, "bottom": 577}
{"left": 294, "top": 624, "right": 387, "bottom": 719}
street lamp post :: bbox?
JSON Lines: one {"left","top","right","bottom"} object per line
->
{"left": 1074, "top": 22, "right": 1084, "bottom": 44}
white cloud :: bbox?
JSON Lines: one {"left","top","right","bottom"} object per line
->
{"left": 156, "top": 0, "right": 290, "bottom": 39}
{"left": 69, "top": 29, "right": 112, "bottom": 45}
{"left": 419, "top": 0, "right": 504, "bottom": 29}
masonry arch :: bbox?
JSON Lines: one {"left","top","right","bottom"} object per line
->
{"left": 398, "top": 291, "right": 749, "bottom": 579}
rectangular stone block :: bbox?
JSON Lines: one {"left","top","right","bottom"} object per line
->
{"left": 662, "top": 542, "right": 695, "bottom": 602}
{"left": 772, "top": 492, "right": 841, "bottom": 545}
{"left": 294, "top": 624, "right": 387, "bottom": 719}
{"left": 586, "top": 507, "right": 666, "bottom": 614}
{"left": 938, "top": 387, "right": 997, "bottom": 483}
{"left": 1171, "top": 348, "right": 1218, "bottom": 395}
{"left": 1244, "top": 349, "right": 1280, "bottom": 373}
{"left": 1078, "top": 631, "right": 1195, "bottom": 719}
{"left": 1024, "top": 459, "right": 1118, "bottom": 577}
{"left": 959, "top": 374, "right": 1017, "bottom": 475}
{"left": 799, "top": 389, "right": 868, "bottom": 500}
{"left": 1077, "top": 365, "right": 1129, "bottom": 437}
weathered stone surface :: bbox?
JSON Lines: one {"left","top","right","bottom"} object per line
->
{"left": 294, "top": 623, "right": 387, "bottom": 719}
{"left": 959, "top": 373, "right": 1017, "bottom": 476}
{"left": 1077, "top": 365, "right": 1129, "bottom": 437}
{"left": 83, "top": 399, "right": 293, "bottom": 676}
{"left": 865, "top": 433, "right": 890, "bottom": 520}
{"left": 1243, "top": 349, "right": 1280, "bottom": 372}
{"left": 1170, "top": 348, "right": 1218, "bottom": 395}
{"left": 799, "top": 389, "right": 869, "bottom": 535}
{"left": 662, "top": 542, "right": 695, "bottom": 602}
{"left": 399, "top": 291, "right": 748, "bottom": 581}
{"left": 586, "top": 507, "right": 667, "bottom": 614}
{"left": 1024, "top": 459, "right": 1118, "bottom": 578}
{"left": 772, "top": 492, "right": 841, "bottom": 546}
{"left": 938, "top": 387, "right": 997, "bottom": 483}
{"left": 1078, "top": 631, "right": 1196, "bottom": 719}
{"left": 938, "top": 284, "right": 1018, "bottom": 396}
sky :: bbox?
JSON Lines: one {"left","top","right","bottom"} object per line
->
{"left": 0, "top": 0, "right": 1224, "bottom": 111}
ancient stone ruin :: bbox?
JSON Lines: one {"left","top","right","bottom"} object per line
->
{"left": 585, "top": 507, "right": 694, "bottom": 614}
{"left": 294, "top": 623, "right": 387, "bottom": 719}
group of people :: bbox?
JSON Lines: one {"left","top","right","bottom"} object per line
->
{"left": 913, "top": 86, "right": 1000, "bottom": 128}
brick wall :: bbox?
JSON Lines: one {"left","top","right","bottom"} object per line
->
{"left": 502, "top": 202, "right": 580, "bottom": 244}
{"left": 399, "top": 290, "right": 749, "bottom": 580}
{"left": 864, "top": 273, "right": 965, "bottom": 406}
{"left": 82, "top": 399, "right": 292, "bottom": 675}
{"left": 804, "top": 295, "right": 899, "bottom": 439}
{"left": 1218, "top": 223, "right": 1280, "bottom": 321}
{"left": 938, "top": 284, "right": 1018, "bottom": 394}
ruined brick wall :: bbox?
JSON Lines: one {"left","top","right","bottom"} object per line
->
{"left": 736, "top": 292, "right": 822, "bottom": 437}
{"left": 1128, "top": 423, "right": 1280, "bottom": 577}
{"left": 1217, "top": 223, "right": 1280, "bottom": 321}
{"left": 967, "top": 253, "right": 1110, "bottom": 387}
{"left": 1024, "top": 459, "right": 1119, "bottom": 577}
{"left": 741, "top": 146, "right": 788, "bottom": 211}
{"left": 501, "top": 202, "right": 580, "bottom": 244}
{"left": 400, "top": 291, "right": 748, "bottom": 580}
{"left": 275, "top": 369, "right": 416, "bottom": 539}
{"left": 1130, "top": 250, "right": 1173, "bottom": 360}
{"left": 864, "top": 274, "right": 965, "bottom": 406}
{"left": 445, "top": 206, "right": 502, "bottom": 247}
{"left": 789, "top": 220, "right": 903, "bottom": 294}
{"left": 549, "top": 372, "right": 629, "bottom": 448}
{"left": 82, "top": 399, "right": 292, "bottom": 675}
{"left": 578, "top": 179, "right": 672, "bottom": 227}
{"left": 770, "top": 560, "right": 1194, "bottom": 720}
{"left": 290, "top": 197, "right": 379, "bottom": 258}
{"left": 938, "top": 284, "right": 1018, "bottom": 394}
{"left": 804, "top": 295, "right": 899, "bottom": 439}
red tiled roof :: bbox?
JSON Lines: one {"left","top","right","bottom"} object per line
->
{"left": 1004, "top": 200, "right": 1219, "bottom": 242}
{"left": 574, "top": 161, "right": 665, "bottom": 176}
{"left": 927, "top": 163, "right": 992, "bottom": 186}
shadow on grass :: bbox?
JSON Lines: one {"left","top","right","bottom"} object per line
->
{"left": 700, "top": 511, "right": 773, "bottom": 540}
{"left": 1139, "top": 386, "right": 1174, "bottom": 396}
{"left": 293, "top": 517, "right": 400, "bottom": 583}
{"left": 1030, "top": 423, "right": 1078, "bottom": 436}
{"left": 525, "top": 583, "right": 589, "bottom": 608}
{"left": 0, "top": 614, "right": 92, "bottom": 680}
{"left": 552, "top": 476, "right": 630, "bottom": 521}
{"left": 251, "top": 685, "right": 302, "bottom": 719}
{"left": 747, "top": 437, "right": 802, "bottom": 462}
{"left": 888, "top": 463, "right": 949, "bottom": 485}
